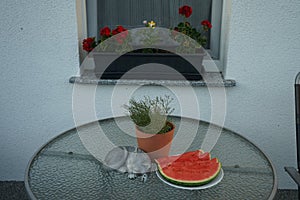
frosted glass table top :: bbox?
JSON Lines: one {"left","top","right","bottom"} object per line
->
{"left": 25, "top": 116, "right": 277, "bottom": 200}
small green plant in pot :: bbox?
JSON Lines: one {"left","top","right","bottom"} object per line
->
{"left": 124, "top": 95, "right": 175, "bottom": 160}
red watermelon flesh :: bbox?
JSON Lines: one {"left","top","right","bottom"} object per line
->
{"left": 157, "top": 150, "right": 207, "bottom": 168}
{"left": 155, "top": 150, "right": 221, "bottom": 186}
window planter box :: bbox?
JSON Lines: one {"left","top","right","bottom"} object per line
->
{"left": 91, "top": 50, "right": 206, "bottom": 81}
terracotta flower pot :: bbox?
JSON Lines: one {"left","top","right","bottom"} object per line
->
{"left": 135, "top": 121, "right": 175, "bottom": 160}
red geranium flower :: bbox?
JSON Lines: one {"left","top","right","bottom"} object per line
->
{"left": 115, "top": 32, "right": 129, "bottom": 44}
{"left": 82, "top": 37, "right": 96, "bottom": 52}
{"left": 115, "top": 37, "right": 124, "bottom": 44}
{"left": 112, "top": 26, "right": 128, "bottom": 44}
{"left": 100, "top": 26, "right": 111, "bottom": 37}
{"left": 179, "top": 5, "right": 192, "bottom": 18}
{"left": 172, "top": 28, "right": 179, "bottom": 37}
{"left": 112, "top": 25, "right": 127, "bottom": 35}
{"left": 201, "top": 20, "right": 212, "bottom": 29}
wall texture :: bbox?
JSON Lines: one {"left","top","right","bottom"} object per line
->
{"left": 0, "top": 0, "right": 78, "bottom": 180}
{"left": 0, "top": 0, "right": 300, "bottom": 190}
{"left": 225, "top": 0, "right": 300, "bottom": 189}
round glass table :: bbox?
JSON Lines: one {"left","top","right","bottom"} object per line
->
{"left": 25, "top": 116, "right": 277, "bottom": 199}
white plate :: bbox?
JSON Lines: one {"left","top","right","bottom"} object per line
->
{"left": 156, "top": 169, "right": 224, "bottom": 190}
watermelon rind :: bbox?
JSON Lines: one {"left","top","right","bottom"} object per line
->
{"left": 155, "top": 150, "right": 222, "bottom": 187}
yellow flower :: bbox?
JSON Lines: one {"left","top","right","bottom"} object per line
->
{"left": 148, "top": 21, "right": 156, "bottom": 28}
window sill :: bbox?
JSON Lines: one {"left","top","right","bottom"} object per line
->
{"left": 69, "top": 72, "right": 236, "bottom": 87}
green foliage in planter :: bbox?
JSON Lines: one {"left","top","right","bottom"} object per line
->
{"left": 124, "top": 96, "right": 175, "bottom": 134}
{"left": 176, "top": 22, "right": 207, "bottom": 47}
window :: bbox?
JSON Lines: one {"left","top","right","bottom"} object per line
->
{"left": 76, "top": 0, "right": 227, "bottom": 76}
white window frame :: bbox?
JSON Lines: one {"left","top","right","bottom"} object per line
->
{"left": 76, "top": 0, "right": 231, "bottom": 73}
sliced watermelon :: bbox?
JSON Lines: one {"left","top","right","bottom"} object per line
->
{"left": 155, "top": 150, "right": 221, "bottom": 186}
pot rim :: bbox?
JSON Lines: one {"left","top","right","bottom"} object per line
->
{"left": 136, "top": 120, "right": 175, "bottom": 134}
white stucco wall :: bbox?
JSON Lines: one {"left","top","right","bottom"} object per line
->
{"left": 0, "top": 0, "right": 300, "bottom": 190}
{"left": 225, "top": 0, "right": 300, "bottom": 189}
{"left": 0, "top": 0, "right": 78, "bottom": 180}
